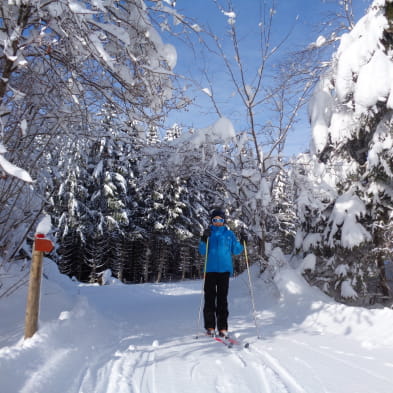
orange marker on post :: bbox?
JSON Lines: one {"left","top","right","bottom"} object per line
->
{"left": 34, "top": 233, "right": 54, "bottom": 253}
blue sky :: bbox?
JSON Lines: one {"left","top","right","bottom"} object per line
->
{"left": 164, "top": 0, "right": 372, "bottom": 157}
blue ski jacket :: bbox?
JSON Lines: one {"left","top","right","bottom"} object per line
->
{"left": 198, "top": 225, "right": 244, "bottom": 275}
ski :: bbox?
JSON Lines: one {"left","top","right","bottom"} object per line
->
{"left": 195, "top": 333, "right": 249, "bottom": 349}
{"left": 221, "top": 335, "right": 250, "bottom": 349}
{"left": 212, "top": 335, "right": 233, "bottom": 348}
{"left": 195, "top": 333, "right": 233, "bottom": 348}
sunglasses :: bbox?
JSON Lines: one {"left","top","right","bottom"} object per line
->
{"left": 212, "top": 218, "right": 225, "bottom": 223}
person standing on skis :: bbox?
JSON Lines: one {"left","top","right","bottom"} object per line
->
{"left": 198, "top": 208, "right": 246, "bottom": 337}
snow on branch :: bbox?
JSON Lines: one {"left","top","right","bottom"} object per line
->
{"left": 328, "top": 191, "right": 371, "bottom": 249}
{"left": 174, "top": 117, "right": 236, "bottom": 148}
{"left": 0, "top": 143, "right": 33, "bottom": 183}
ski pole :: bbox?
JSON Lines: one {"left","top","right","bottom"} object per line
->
{"left": 244, "top": 240, "right": 262, "bottom": 339}
{"left": 197, "top": 238, "right": 209, "bottom": 335}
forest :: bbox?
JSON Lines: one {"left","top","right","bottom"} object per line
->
{"left": 1, "top": 0, "right": 393, "bottom": 306}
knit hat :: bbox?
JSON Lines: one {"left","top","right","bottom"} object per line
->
{"left": 210, "top": 208, "right": 226, "bottom": 221}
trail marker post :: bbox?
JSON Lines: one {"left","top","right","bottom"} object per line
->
{"left": 24, "top": 233, "right": 54, "bottom": 339}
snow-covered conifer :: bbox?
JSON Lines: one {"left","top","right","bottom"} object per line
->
{"left": 297, "top": 0, "right": 393, "bottom": 304}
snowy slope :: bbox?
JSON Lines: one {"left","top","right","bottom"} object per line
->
{"left": 1, "top": 259, "right": 393, "bottom": 393}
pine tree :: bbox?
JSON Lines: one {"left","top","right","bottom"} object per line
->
{"left": 297, "top": 0, "right": 393, "bottom": 304}
{"left": 269, "top": 164, "right": 297, "bottom": 254}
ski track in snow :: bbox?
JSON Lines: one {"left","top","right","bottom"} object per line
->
{"left": 65, "top": 282, "right": 303, "bottom": 393}
{"left": 76, "top": 343, "right": 158, "bottom": 393}
{"left": 282, "top": 337, "right": 391, "bottom": 386}
{"left": 72, "top": 335, "right": 295, "bottom": 393}
{"left": 251, "top": 346, "right": 305, "bottom": 393}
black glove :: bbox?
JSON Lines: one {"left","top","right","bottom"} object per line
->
{"left": 240, "top": 230, "right": 248, "bottom": 244}
{"left": 201, "top": 228, "right": 211, "bottom": 243}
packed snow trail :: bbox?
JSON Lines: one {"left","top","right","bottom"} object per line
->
{"left": 1, "top": 261, "right": 393, "bottom": 393}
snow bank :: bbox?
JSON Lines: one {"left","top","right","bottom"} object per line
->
{"left": 1, "top": 257, "right": 393, "bottom": 393}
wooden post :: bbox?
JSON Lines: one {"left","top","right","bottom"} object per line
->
{"left": 24, "top": 234, "right": 54, "bottom": 339}
{"left": 24, "top": 247, "right": 44, "bottom": 339}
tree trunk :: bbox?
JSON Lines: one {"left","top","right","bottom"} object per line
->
{"left": 376, "top": 254, "right": 391, "bottom": 301}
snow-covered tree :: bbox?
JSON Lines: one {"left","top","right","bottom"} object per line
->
{"left": 180, "top": 0, "right": 312, "bottom": 265}
{"left": 51, "top": 117, "right": 211, "bottom": 282}
{"left": 296, "top": 0, "right": 393, "bottom": 304}
{"left": 165, "top": 124, "right": 182, "bottom": 141}
{"left": 53, "top": 147, "right": 90, "bottom": 280}
{"left": 268, "top": 164, "right": 297, "bottom": 254}
{"left": 0, "top": 0, "right": 192, "bottom": 262}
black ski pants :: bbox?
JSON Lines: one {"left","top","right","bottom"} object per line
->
{"left": 203, "top": 272, "right": 230, "bottom": 331}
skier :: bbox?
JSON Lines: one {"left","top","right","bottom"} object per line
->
{"left": 198, "top": 208, "right": 247, "bottom": 337}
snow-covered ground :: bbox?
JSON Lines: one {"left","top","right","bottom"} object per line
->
{"left": 1, "top": 259, "right": 393, "bottom": 393}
